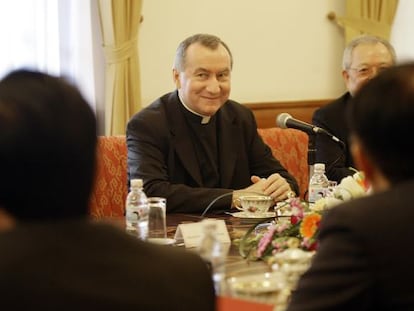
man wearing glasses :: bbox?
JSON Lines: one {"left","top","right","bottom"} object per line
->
{"left": 312, "top": 35, "right": 396, "bottom": 183}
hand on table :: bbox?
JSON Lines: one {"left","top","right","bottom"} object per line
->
{"left": 249, "top": 174, "right": 295, "bottom": 202}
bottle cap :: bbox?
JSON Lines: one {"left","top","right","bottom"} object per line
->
{"left": 314, "top": 163, "right": 325, "bottom": 171}
{"left": 130, "top": 178, "right": 143, "bottom": 188}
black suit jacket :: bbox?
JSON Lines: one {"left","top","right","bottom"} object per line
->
{"left": 127, "top": 91, "right": 298, "bottom": 213}
{"left": 0, "top": 220, "right": 215, "bottom": 311}
{"left": 312, "top": 92, "right": 355, "bottom": 183}
{"left": 287, "top": 180, "right": 414, "bottom": 310}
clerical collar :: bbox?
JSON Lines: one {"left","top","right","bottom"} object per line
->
{"left": 178, "top": 92, "right": 211, "bottom": 124}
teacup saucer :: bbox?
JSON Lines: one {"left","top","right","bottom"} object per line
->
{"left": 230, "top": 211, "right": 276, "bottom": 219}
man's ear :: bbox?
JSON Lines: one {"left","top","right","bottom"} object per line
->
{"left": 342, "top": 69, "right": 351, "bottom": 88}
{"left": 172, "top": 68, "right": 181, "bottom": 89}
{"left": 0, "top": 208, "right": 16, "bottom": 232}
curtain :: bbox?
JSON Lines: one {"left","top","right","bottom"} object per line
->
{"left": 328, "top": 0, "right": 399, "bottom": 43}
{"left": 390, "top": 0, "right": 414, "bottom": 62}
{"left": 98, "top": 0, "right": 142, "bottom": 135}
{"left": 0, "top": 0, "right": 97, "bottom": 112}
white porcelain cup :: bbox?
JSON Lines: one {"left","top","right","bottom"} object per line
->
{"left": 234, "top": 195, "right": 274, "bottom": 215}
{"left": 147, "top": 197, "right": 167, "bottom": 239}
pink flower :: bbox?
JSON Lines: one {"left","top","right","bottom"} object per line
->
{"left": 256, "top": 225, "right": 277, "bottom": 257}
{"left": 276, "top": 223, "right": 289, "bottom": 233}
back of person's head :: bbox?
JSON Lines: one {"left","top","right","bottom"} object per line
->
{"left": 347, "top": 63, "right": 414, "bottom": 183}
{"left": 173, "top": 33, "right": 233, "bottom": 71}
{"left": 0, "top": 69, "right": 97, "bottom": 221}
{"left": 342, "top": 34, "right": 397, "bottom": 70}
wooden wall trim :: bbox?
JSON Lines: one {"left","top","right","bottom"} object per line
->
{"left": 243, "top": 99, "right": 332, "bottom": 129}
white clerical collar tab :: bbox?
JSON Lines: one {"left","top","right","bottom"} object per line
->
{"left": 201, "top": 116, "right": 211, "bottom": 124}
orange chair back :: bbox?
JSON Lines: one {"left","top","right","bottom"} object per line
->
{"left": 89, "top": 135, "right": 128, "bottom": 218}
{"left": 257, "top": 127, "right": 309, "bottom": 198}
{"left": 89, "top": 129, "right": 309, "bottom": 218}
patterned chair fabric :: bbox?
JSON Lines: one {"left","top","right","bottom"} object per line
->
{"left": 89, "top": 129, "right": 308, "bottom": 218}
{"left": 257, "top": 127, "right": 309, "bottom": 199}
{"left": 89, "top": 135, "right": 128, "bottom": 219}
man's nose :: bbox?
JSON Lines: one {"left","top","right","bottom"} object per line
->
{"left": 371, "top": 67, "right": 379, "bottom": 77}
{"left": 206, "top": 77, "right": 220, "bottom": 93}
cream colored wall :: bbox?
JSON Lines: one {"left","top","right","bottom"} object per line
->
{"left": 139, "top": 0, "right": 346, "bottom": 106}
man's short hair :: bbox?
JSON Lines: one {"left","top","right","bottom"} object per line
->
{"left": 173, "top": 33, "right": 233, "bottom": 71}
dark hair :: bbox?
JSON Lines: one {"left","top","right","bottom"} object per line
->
{"left": 0, "top": 69, "right": 97, "bottom": 221}
{"left": 173, "top": 33, "right": 233, "bottom": 71}
{"left": 347, "top": 63, "right": 414, "bottom": 183}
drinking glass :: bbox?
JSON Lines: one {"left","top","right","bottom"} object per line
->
{"left": 147, "top": 197, "right": 167, "bottom": 239}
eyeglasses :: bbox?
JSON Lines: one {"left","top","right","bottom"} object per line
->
{"left": 348, "top": 65, "right": 391, "bottom": 78}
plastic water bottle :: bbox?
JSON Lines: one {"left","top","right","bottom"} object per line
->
{"left": 308, "top": 163, "right": 329, "bottom": 203}
{"left": 125, "top": 179, "right": 149, "bottom": 240}
{"left": 197, "top": 219, "right": 227, "bottom": 295}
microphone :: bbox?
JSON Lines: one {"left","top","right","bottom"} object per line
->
{"left": 276, "top": 113, "right": 343, "bottom": 144}
{"left": 200, "top": 192, "right": 233, "bottom": 218}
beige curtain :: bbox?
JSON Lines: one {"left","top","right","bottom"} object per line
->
{"left": 98, "top": 0, "right": 143, "bottom": 135}
{"left": 329, "top": 0, "right": 398, "bottom": 43}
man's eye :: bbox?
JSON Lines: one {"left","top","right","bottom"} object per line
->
{"left": 217, "top": 72, "right": 230, "bottom": 80}
{"left": 358, "top": 68, "right": 369, "bottom": 74}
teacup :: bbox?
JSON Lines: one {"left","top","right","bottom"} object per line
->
{"left": 234, "top": 195, "right": 274, "bottom": 215}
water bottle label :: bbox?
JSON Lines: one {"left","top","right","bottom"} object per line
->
{"left": 308, "top": 187, "right": 328, "bottom": 203}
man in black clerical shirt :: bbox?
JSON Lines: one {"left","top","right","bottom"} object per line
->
{"left": 126, "top": 33, "right": 298, "bottom": 214}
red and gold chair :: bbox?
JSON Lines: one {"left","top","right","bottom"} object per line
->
{"left": 89, "top": 135, "right": 128, "bottom": 218}
{"left": 257, "top": 127, "right": 309, "bottom": 198}
{"left": 89, "top": 129, "right": 308, "bottom": 218}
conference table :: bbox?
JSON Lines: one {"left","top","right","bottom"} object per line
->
{"left": 102, "top": 212, "right": 280, "bottom": 310}
{"left": 164, "top": 213, "right": 278, "bottom": 311}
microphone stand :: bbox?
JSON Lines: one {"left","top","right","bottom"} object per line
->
{"left": 307, "top": 133, "right": 316, "bottom": 183}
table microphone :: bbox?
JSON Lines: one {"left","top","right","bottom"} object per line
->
{"left": 276, "top": 112, "right": 344, "bottom": 146}
{"left": 200, "top": 192, "right": 233, "bottom": 218}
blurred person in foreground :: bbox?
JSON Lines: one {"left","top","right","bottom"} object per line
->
{"left": 312, "top": 35, "right": 396, "bottom": 183}
{"left": 0, "top": 69, "right": 215, "bottom": 311}
{"left": 127, "top": 33, "right": 298, "bottom": 213}
{"left": 286, "top": 63, "right": 414, "bottom": 310}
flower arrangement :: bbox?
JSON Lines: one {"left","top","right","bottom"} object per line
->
{"left": 238, "top": 171, "right": 370, "bottom": 263}
{"left": 311, "top": 171, "right": 370, "bottom": 211}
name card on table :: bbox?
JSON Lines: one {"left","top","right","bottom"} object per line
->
{"left": 174, "top": 219, "right": 231, "bottom": 248}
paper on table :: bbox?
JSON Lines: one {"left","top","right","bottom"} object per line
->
{"left": 174, "top": 219, "right": 231, "bottom": 248}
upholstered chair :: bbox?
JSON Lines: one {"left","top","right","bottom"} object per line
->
{"left": 89, "top": 135, "right": 128, "bottom": 218}
{"left": 89, "top": 128, "right": 308, "bottom": 218}
{"left": 257, "top": 127, "right": 309, "bottom": 198}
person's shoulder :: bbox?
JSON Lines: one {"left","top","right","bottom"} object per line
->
{"left": 134, "top": 92, "right": 175, "bottom": 116}
{"left": 313, "top": 93, "right": 351, "bottom": 121}
{"left": 127, "top": 91, "right": 177, "bottom": 130}
{"left": 323, "top": 182, "right": 414, "bottom": 228}
{"left": 130, "top": 239, "right": 213, "bottom": 287}
{"left": 318, "top": 93, "right": 350, "bottom": 112}
{"left": 222, "top": 99, "right": 254, "bottom": 119}
{"left": 93, "top": 224, "right": 208, "bottom": 269}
